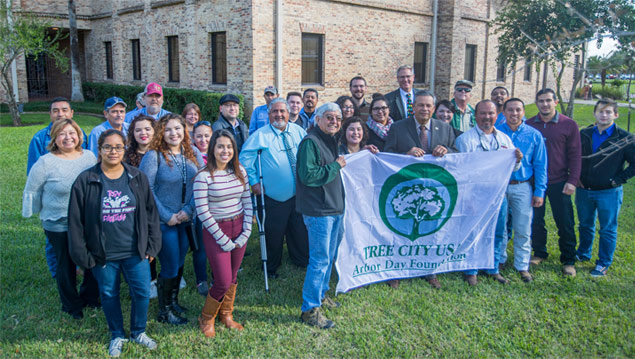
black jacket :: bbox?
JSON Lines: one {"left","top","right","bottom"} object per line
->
{"left": 68, "top": 162, "right": 162, "bottom": 269}
{"left": 212, "top": 114, "right": 249, "bottom": 152}
{"left": 579, "top": 124, "right": 635, "bottom": 190}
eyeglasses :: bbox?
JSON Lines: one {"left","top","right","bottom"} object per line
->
{"left": 455, "top": 88, "right": 472, "bottom": 93}
{"left": 194, "top": 120, "right": 212, "bottom": 129}
{"left": 101, "top": 145, "right": 125, "bottom": 153}
{"left": 342, "top": 106, "right": 354, "bottom": 110}
{"left": 372, "top": 106, "right": 389, "bottom": 112}
{"left": 325, "top": 115, "right": 342, "bottom": 122}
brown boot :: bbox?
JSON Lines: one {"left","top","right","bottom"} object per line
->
{"left": 218, "top": 284, "right": 243, "bottom": 330}
{"left": 198, "top": 294, "right": 222, "bottom": 338}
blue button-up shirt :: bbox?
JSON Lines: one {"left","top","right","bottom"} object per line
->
{"left": 239, "top": 123, "right": 307, "bottom": 202}
{"left": 298, "top": 108, "right": 315, "bottom": 130}
{"left": 27, "top": 122, "right": 88, "bottom": 175}
{"left": 592, "top": 123, "right": 615, "bottom": 153}
{"left": 497, "top": 121, "right": 548, "bottom": 198}
{"left": 249, "top": 104, "right": 270, "bottom": 135}
{"left": 88, "top": 121, "right": 130, "bottom": 156}
{"left": 124, "top": 107, "right": 171, "bottom": 123}
{"left": 495, "top": 112, "right": 506, "bottom": 127}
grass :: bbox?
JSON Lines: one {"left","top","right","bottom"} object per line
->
{"left": 1, "top": 109, "right": 634, "bottom": 358}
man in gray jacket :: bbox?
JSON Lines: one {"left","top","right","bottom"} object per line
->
{"left": 212, "top": 94, "right": 249, "bottom": 152}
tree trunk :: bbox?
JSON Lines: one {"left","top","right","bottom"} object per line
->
{"left": 68, "top": 0, "right": 84, "bottom": 102}
{"left": 553, "top": 61, "right": 566, "bottom": 115}
{"left": 1, "top": 67, "right": 22, "bottom": 126}
{"left": 566, "top": 48, "right": 586, "bottom": 118}
{"left": 601, "top": 69, "right": 606, "bottom": 87}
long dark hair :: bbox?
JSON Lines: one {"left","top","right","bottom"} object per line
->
{"left": 124, "top": 115, "right": 155, "bottom": 167}
{"left": 339, "top": 116, "right": 368, "bottom": 148}
{"left": 336, "top": 95, "right": 359, "bottom": 118}
{"left": 149, "top": 114, "right": 199, "bottom": 167}
{"left": 369, "top": 94, "right": 389, "bottom": 122}
{"left": 204, "top": 129, "right": 245, "bottom": 186}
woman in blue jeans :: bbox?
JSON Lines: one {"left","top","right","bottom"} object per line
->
{"left": 140, "top": 114, "right": 203, "bottom": 325}
{"left": 68, "top": 130, "right": 162, "bottom": 357}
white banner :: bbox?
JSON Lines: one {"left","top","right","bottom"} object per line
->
{"left": 335, "top": 150, "right": 516, "bottom": 293}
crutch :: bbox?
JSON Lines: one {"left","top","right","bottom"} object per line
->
{"left": 254, "top": 150, "right": 270, "bottom": 292}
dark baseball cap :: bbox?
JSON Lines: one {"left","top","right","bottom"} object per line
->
{"left": 219, "top": 94, "right": 240, "bottom": 105}
{"left": 454, "top": 80, "right": 474, "bottom": 89}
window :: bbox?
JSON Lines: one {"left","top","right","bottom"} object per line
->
{"left": 302, "top": 33, "right": 323, "bottom": 85}
{"left": 464, "top": 44, "right": 477, "bottom": 82}
{"left": 131, "top": 39, "right": 141, "bottom": 81}
{"left": 211, "top": 32, "right": 227, "bottom": 84}
{"left": 167, "top": 36, "right": 180, "bottom": 82}
{"left": 573, "top": 54, "right": 580, "bottom": 80}
{"left": 105, "top": 42, "right": 113, "bottom": 79}
{"left": 496, "top": 50, "right": 506, "bottom": 82}
{"left": 524, "top": 56, "right": 532, "bottom": 82}
{"left": 414, "top": 42, "right": 428, "bottom": 83}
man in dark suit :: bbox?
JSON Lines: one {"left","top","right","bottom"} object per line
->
{"left": 383, "top": 65, "right": 423, "bottom": 121}
{"left": 385, "top": 90, "right": 458, "bottom": 157}
{"left": 384, "top": 90, "right": 457, "bottom": 289}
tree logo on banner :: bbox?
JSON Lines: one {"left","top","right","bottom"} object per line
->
{"left": 378, "top": 163, "right": 458, "bottom": 241}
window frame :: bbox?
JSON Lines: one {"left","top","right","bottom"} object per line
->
{"left": 167, "top": 35, "right": 180, "bottom": 83}
{"left": 301, "top": 33, "right": 324, "bottom": 86}
{"left": 105, "top": 41, "right": 113, "bottom": 79}
{"left": 211, "top": 32, "right": 227, "bottom": 85}
{"left": 414, "top": 42, "right": 428, "bottom": 84}
{"left": 131, "top": 39, "right": 141, "bottom": 81}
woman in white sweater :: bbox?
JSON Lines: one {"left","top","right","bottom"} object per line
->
{"left": 22, "top": 119, "right": 99, "bottom": 319}
{"left": 194, "top": 129, "right": 252, "bottom": 338}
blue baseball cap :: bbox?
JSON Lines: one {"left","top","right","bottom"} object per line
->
{"left": 104, "top": 97, "right": 127, "bottom": 111}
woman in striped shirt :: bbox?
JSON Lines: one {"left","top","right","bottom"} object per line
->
{"left": 193, "top": 129, "right": 252, "bottom": 338}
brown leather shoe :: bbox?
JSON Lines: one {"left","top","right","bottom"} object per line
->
{"left": 464, "top": 274, "right": 478, "bottom": 286}
{"left": 529, "top": 256, "right": 545, "bottom": 266}
{"left": 386, "top": 279, "right": 400, "bottom": 289}
{"left": 218, "top": 284, "right": 244, "bottom": 330}
{"left": 425, "top": 275, "right": 441, "bottom": 289}
{"left": 199, "top": 294, "right": 222, "bottom": 338}
{"left": 562, "top": 265, "right": 576, "bottom": 277}
{"left": 486, "top": 273, "right": 510, "bottom": 284}
{"left": 519, "top": 271, "right": 533, "bottom": 283}
{"left": 499, "top": 263, "right": 505, "bottom": 272}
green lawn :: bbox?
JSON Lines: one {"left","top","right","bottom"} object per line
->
{"left": 1, "top": 109, "right": 633, "bottom": 358}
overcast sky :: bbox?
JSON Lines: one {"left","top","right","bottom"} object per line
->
{"left": 587, "top": 37, "right": 619, "bottom": 57}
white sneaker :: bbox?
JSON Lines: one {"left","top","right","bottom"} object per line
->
{"left": 149, "top": 280, "right": 157, "bottom": 299}
{"left": 131, "top": 332, "right": 157, "bottom": 350}
{"left": 108, "top": 337, "right": 128, "bottom": 357}
{"left": 179, "top": 277, "right": 186, "bottom": 289}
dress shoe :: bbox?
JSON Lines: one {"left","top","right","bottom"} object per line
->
{"left": 519, "top": 270, "right": 533, "bottom": 283}
{"left": 485, "top": 273, "right": 510, "bottom": 284}
{"left": 464, "top": 274, "right": 478, "bottom": 286}
{"left": 425, "top": 276, "right": 441, "bottom": 289}
{"left": 386, "top": 279, "right": 399, "bottom": 289}
{"left": 529, "top": 256, "right": 544, "bottom": 266}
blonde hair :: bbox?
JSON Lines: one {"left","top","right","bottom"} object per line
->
{"left": 47, "top": 119, "right": 84, "bottom": 153}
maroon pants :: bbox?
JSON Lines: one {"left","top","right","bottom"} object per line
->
{"left": 203, "top": 215, "right": 246, "bottom": 301}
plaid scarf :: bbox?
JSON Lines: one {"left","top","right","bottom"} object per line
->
{"left": 366, "top": 115, "right": 394, "bottom": 139}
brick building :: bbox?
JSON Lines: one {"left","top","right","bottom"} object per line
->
{"left": 7, "top": 0, "right": 578, "bottom": 117}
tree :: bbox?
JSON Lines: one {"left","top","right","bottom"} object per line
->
{"left": 586, "top": 55, "right": 613, "bottom": 87}
{"left": 0, "top": 3, "right": 67, "bottom": 126}
{"left": 391, "top": 184, "right": 445, "bottom": 241}
{"left": 494, "top": 0, "right": 635, "bottom": 117}
{"left": 68, "top": 0, "right": 84, "bottom": 102}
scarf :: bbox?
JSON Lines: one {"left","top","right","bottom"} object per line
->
{"left": 366, "top": 116, "right": 394, "bottom": 140}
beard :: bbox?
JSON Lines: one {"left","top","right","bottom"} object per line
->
{"left": 271, "top": 120, "right": 287, "bottom": 129}
{"left": 147, "top": 103, "right": 161, "bottom": 115}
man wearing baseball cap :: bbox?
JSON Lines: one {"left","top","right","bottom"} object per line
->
{"left": 249, "top": 86, "right": 279, "bottom": 135}
{"left": 125, "top": 82, "right": 171, "bottom": 123}
{"left": 212, "top": 94, "right": 249, "bottom": 152}
{"left": 450, "top": 80, "right": 476, "bottom": 133}
{"left": 88, "top": 97, "right": 130, "bottom": 156}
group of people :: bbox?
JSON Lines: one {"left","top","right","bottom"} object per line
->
{"left": 21, "top": 65, "right": 633, "bottom": 354}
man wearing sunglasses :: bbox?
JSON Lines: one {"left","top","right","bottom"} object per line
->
{"left": 450, "top": 80, "right": 476, "bottom": 133}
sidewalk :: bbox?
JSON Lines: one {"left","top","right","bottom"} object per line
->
{"left": 574, "top": 99, "right": 633, "bottom": 108}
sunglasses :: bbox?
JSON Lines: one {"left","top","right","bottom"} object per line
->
{"left": 455, "top": 88, "right": 472, "bottom": 93}
{"left": 193, "top": 120, "right": 212, "bottom": 129}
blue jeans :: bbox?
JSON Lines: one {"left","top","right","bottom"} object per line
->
{"left": 45, "top": 237, "right": 57, "bottom": 278}
{"left": 158, "top": 223, "right": 190, "bottom": 278}
{"left": 499, "top": 182, "right": 533, "bottom": 271}
{"left": 193, "top": 219, "right": 209, "bottom": 284}
{"left": 465, "top": 198, "right": 507, "bottom": 275}
{"left": 92, "top": 256, "right": 150, "bottom": 339}
{"left": 576, "top": 187, "right": 623, "bottom": 268}
{"left": 301, "top": 214, "right": 343, "bottom": 312}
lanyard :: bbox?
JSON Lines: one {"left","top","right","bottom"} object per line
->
{"left": 169, "top": 148, "right": 187, "bottom": 203}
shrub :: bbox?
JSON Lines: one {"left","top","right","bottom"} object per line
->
{"left": 593, "top": 85, "right": 625, "bottom": 101}
{"left": 82, "top": 82, "right": 245, "bottom": 122}
{"left": 0, "top": 101, "right": 103, "bottom": 114}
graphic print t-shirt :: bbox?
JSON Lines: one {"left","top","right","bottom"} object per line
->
{"left": 100, "top": 171, "right": 137, "bottom": 261}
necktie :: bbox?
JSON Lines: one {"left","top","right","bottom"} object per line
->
{"left": 420, "top": 125, "right": 429, "bottom": 153}
{"left": 281, "top": 131, "right": 297, "bottom": 176}
{"left": 406, "top": 92, "right": 414, "bottom": 118}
